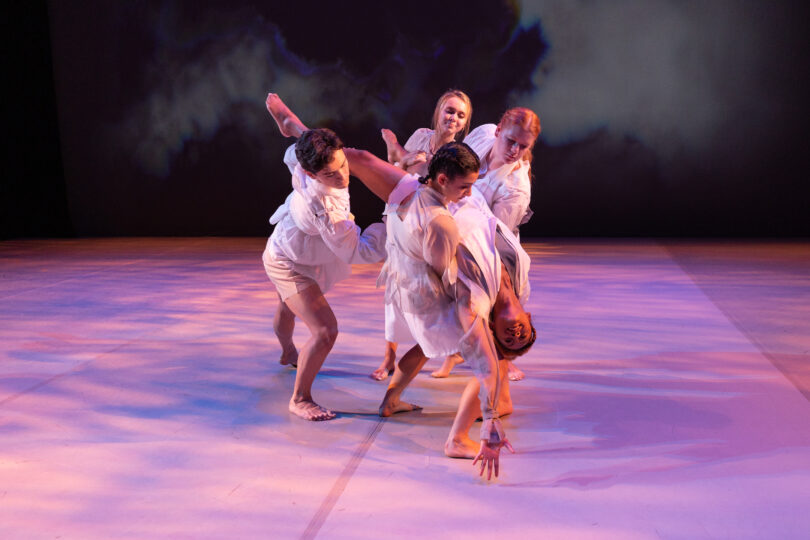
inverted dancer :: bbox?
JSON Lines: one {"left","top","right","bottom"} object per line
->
{"left": 263, "top": 93, "right": 387, "bottom": 421}
{"left": 371, "top": 90, "right": 473, "bottom": 381}
{"left": 346, "top": 144, "right": 522, "bottom": 478}
{"left": 441, "top": 195, "right": 536, "bottom": 461}
{"left": 432, "top": 107, "right": 541, "bottom": 381}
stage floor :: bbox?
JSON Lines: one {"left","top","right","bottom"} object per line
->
{"left": 1, "top": 238, "right": 809, "bottom": 539}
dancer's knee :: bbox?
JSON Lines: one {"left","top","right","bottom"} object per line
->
{"left": 314, "top": 323, "right": 338, "bottom": 347}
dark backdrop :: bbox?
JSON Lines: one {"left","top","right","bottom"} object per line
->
{"left": 4, "top": 0, "right": 810, "bottom": 239}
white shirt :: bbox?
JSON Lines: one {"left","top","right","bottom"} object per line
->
{"left": 464, "top": 124, "right": 533, "bottom": 235}
{"left": 263, "top": 145, "right": 386, "bottom": 293}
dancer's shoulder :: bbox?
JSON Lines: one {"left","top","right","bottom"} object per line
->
{"left": 404, "top": 128, "right": 433, "bottom": 152}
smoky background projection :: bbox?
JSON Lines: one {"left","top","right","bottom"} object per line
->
{"left": 16, "top": 0, "right": 810, "bottom": 237}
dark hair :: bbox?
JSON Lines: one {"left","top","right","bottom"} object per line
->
{"left": 418, "top": 141, "right": 480, "bottom": 185}
{"left": 490, "top": 318, "right": 537, "bottom": 360}
{"left": 295, "top": 128, "right": 344, "bottom": 174}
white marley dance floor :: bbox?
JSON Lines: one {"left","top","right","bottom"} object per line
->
{"left": 1, "top": 238, "right": 809, "bottom": 539}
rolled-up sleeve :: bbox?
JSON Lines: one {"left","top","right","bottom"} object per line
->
{"left": 316, "top": 215, "right": 387, "bottom": 264}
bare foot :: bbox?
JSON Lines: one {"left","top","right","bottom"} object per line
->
{"left": 289, "top": 399, "right": 336, "bottom": 421}
{"left": 430, "top": 353, "right": 464, "bottom": 378}
{"left": 444, "top": 436, "right": 479, "bottom": 459}
{"left": 507, "top": 362, "right": 525, "bottom": 381}
{"left": 379, "top": 399, "right": 422, "bottom": 417}
{"left": 369, "top": 366, "right": 394, "bottom": 381}
{"left": 370, "top": 344, "right": 396, "bottom": 381}
{"left": 381, "top": 129, "right": 402, "bottom": 164}
{"left": 280, "top": 346, "right": 298, "bottom": 368}
{"left": 266, "top": 93, "right": 306, "bottom": 138}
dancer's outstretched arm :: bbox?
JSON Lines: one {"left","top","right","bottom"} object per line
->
{"left": 343, "top": 148, "right": 407, "bottom": 203}
{"left": 266, "top": 93, "right": 308, "bottom": 138}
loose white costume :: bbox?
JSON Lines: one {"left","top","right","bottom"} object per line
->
{"left": 381, "top": 177, "right": 531, "bottom": 440}
{"left": 450, "top": 193, "right": 532, "bottom": 440}
{"left": 464, "top": 124, "right": 533, "bottom": 236}
{"left": 402, "top": 128, "right": 434, "bottom": 159}
{"left": 378, "top": 175, "right": 461, "bottom": 359}
{"left": 263, "top": 145, "right": 386, "bottom": 299}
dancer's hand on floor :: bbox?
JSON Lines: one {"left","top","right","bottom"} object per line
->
{"left": 472, "top": 438, "right": 515, "bottom": 480}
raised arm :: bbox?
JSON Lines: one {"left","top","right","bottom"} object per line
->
{"left": 343, "top": 148, "right": 407, "bottom": 203}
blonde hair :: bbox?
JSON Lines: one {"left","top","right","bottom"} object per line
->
{"left": 430, "top": 89, "right": 473, "bottom": 142}
{"left": 497, "top": 107, "right": 541, "bottom": 163}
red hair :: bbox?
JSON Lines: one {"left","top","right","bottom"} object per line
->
{"left": 497, "top": 107, "right": 541, "bottom": 163}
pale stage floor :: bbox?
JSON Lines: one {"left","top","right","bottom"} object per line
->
{"left": 1, "top": 237, "right": 809, "bottom": 539}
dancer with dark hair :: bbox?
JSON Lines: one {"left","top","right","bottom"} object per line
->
{"left": 442, "top": 195, "right": 536, "bottom": 460}
{"left": 263, "top": 94, "right": 387, "bottom": 421}
{"left": 346, "top": 143, "right": 527, "bottom": 478}
{"left": 265, "top": 94, "right": 531, "bottom": 476}
{"left": 371, "top": 89, "right": 473, "bottom": 381}
{"left": 432, "top": 107, "right": 542, "bottom": 381}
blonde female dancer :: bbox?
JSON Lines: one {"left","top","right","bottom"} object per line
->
{"left": 432, "top": 107, "right": 541, "bottom": 381}
{"left": 371, "top": 90, "right": 473, "bottom": 381}
{"left": 263, "top": 93, "right": 386, "bottom": 421}
{"left": 380, "top": 89, "right": 472, "bottom": 177}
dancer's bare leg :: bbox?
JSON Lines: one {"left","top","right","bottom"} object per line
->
{"left": 498, "top": 360, "right": 514, "bottom": 416}
{"left": 274, "top": 293, "right": 298, "bottom": 367}
{"left": 445, "top": 359, "right": 513, "bottom": 458}
{"left": 381, "top": 129, "right": 406, "bottom": 164}
{"left": 283, "top": 284, "right": 338, "bottom": 421}
{"left": 445, "top": 378, "right": 481, "bottom": 458}
{"left": 343, "top": 148, "right": 404, "bottom": 202}
{"left": 379, "top": 344, "right": 428, "bottom": 416}
{"left": 370, "top": 341, "right": 397, "bottom": 381}
{"left": 266, "top": 93, "right": 308, "bottom": 138}
{"left": 430, "top": 352, "right": 464, "bottom": 378}
{"left": 507, "top": 361, "right": 525, "bottom": 381}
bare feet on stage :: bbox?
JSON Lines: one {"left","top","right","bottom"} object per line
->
{"left": 370, "top": 343, "right": 396, "bottom": 381}
{"left": 444, "top": 435, "right": 479, "bottom": 459}
{"left": 507, "top": 362, "right": 525, "bottom": 381}
{"left": 266, "top": 93, "right": 306, "bottom": 138}
{"left": 380, "top": 128, "right": 403, "bottom": 164}
{"left": 430, "top": 353, "right": 464, "bottom": 378}
{"left": 370, "top": 366, "right": 394, "bottom": 381}
{"left": 279, "top": 346, "right": 298, "bottom": 368}
{"left": 289, "top": 398, "right": 336, "bottom": 421}
{"left": 379, "top": 399, "right": 422, "bottom": 417}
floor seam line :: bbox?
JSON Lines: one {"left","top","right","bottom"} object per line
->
{"left": 300, "top": 417, "right": 387, "bottom": 540}
{"left": 660, "top": 241, "right": 810, "bottom": 404}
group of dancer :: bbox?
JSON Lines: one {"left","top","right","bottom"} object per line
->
{"left": 262, "top": 90, "right": 540, "bottom": 478}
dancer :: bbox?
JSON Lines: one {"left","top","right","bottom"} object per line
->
{"left": 432, "top": 107, "right": 541, "bottom": 381}
{"left": 442, "top": 195, "right": 536, "bottom": 462}
{"left": 465, "top": 107, "right": 541, "bottom": 238}
{"left": 371, "top": 90, "right": 473, "bottom": 381}
{"left": 346, "top": 144, "right": 522, "bottom": 477}
{"left": 263, "top": 93, "right": 387, "bottom": 421}
{"left": 380, "top": 89, "right": 471, "bottom": 177}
